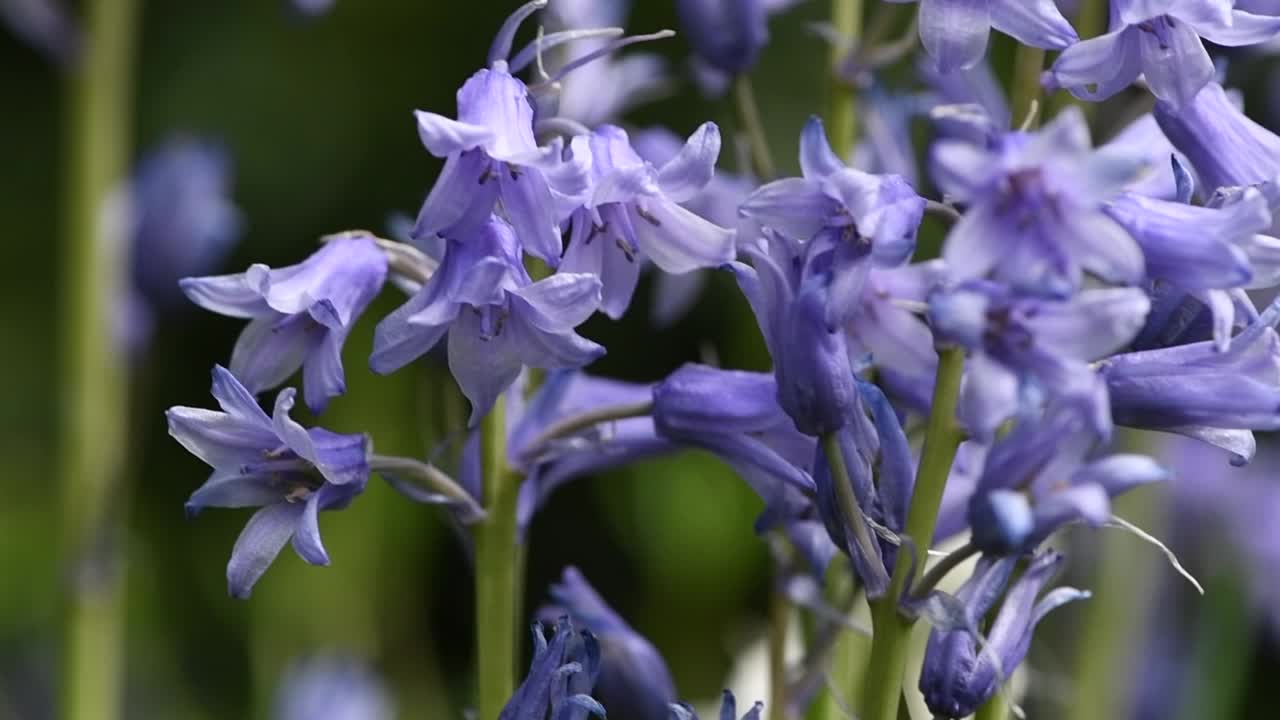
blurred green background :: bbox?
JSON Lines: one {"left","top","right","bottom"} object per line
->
{"left": 5, "top": 1, "right": 1280, "bottom": 718}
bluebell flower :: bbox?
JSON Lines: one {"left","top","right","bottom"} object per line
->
{"left": 929, "top": 283, "right": 1151, "bottom": 439}
{"left": 631, "top": 126, "right": 755, "bottom": 327}
{"left": 508, "top": 370, "right": 675, "bottom": 537}
{"left": 931, "top": 107, "right": 1147, "bottom": 296}
{"left": 501, "top": 617, "right": 606, "bottom": 720}
{"left": 669, "top": 691, "right": 763, "bottom": 720}
{"left": 675, "top": 0, "right": 797, "bottom": 77}
{"left": 1047, "top": 1, "right": 1280, "bottom": 109}
{"left": 545, "top": 567, "right": 677, "bottom": 720}
{"left": 1103, "top": 310, "right": 1280, "bottom": 465}
{"left": 545, "top": 0, "right": 670, "bottom": 128}
{"left": 166, "top": 366, "right": 370, "bottom": 598}
{"left": 561, "top": 123, "right": 735, "bottom": 319}
{"left": 290, "top": 0, "right": 336, "bottom": 17}
{"left": 274, "top": 655, "right": 392, "bottom": 720}
{"left": 1155, "top": 81, "right": 1280, "bottom": 194}
{"left": 371, "top": 216, "right": 604, "bottom": 424}
{"left": 1105, "top": 185, "right": 1279, "bottom": 349}
{"left": 919, "top": 550, "right": 1089, "bottom": 719}
{"left": 409, "top": 3, "right": 595, "bottom": 265}
{"left": 883, "top": 0, "right": 1077, "bottom": 72}
{"left": 181, "top": 232, "right": 388, "bottom": 414}
{"left": 131, "top": 137, "right": 243, "bottom": 308}
{"left": 812, "top": 381, "right": 915, "bottom": 597}
{"left": 0, "top": 0, "right": 79, "bottom": 65}
{"left": 966, "top": 405, "right": 1167, "bottom": 555}
{"left": 741, "top": 116, "right": 925, "bottom": 274}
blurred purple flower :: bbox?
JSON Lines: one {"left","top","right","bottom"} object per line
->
{"left": 670, "top": 691, "right": 764, "bottom": 720}
{"left": 544, "top": 567, "right": 677, "bottom": 720}
{"left": 675, "top": 0, "right": 797, "bottom": 77}
{"left": 885, "top": 0, "right": 1077, "bottom": 72}
{"left": 561, "top": 123, "right": 735, "bottom": 319}
{"left": 166, "top": 366, "right": 370, "bottom": 598}
{"left": 274, "top": 655, "right": 392, "bottom": 720}
{"left": 1048, "top": 1, "right": 1280, "bottom": 108}
{"left": 845, "top": 261, "right": 943, "bottom": 412}
{"left": 290, "top": 0, "right": 336, "bottom": 16}
{"left": 0, "top": 0, "right": 79, "bottom": 65}
{"left": 371, "top": 216, "right": 603, "bottom": 424}
{"left": 181, "top": 232, "right": 387, "bottom": 413}
{"left": 919, "top": 550, "right": 1088, "bottom": 719}
{"left": 932, "top": 107, "right": 1146, "bottom": 296}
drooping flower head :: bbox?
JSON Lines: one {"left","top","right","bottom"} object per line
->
{"left": 919, "top": 550, "right": 1089, "bottom": 719}
{"left": 1048, "top": 1, "right": 1280, "bottom": 109}
{"left": 932, "top": 107, "right": 1146, "bottom": 296}
{"left": 884, "top": 0, "right": 1077, "bottom": 72}
{"left": 181, "top": 232, "right": 387, "bottom": 413}
{"left": 545, "top": 567, "right": 677, "bottom": 720}
{"left": 371, "top": 216, "right": 604, "bottom": 423}
{"left": 166, "top": 366, "right": 370, "bottom": 598}
{"left": 561, "top": 122, "right": 735, "bottom": 319}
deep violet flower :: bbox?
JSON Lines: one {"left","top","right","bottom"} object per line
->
{"left": 919, "top": 550, "right": 1089, "bottom": 719}
{"left": 180, "top": 232, "right": 387, "bottom": 413}
{"left": 501, "top": 617, "right": 606, "bottom": 720}
{"left": 545, "top": 567, "right": 677, "bottom": 720}
{"left": 1047, "top": 1, "right": 1280, "bottom": 109}
{"left": 166, "top": 367, "right": 370, "bottom": 598}
{"left": 560, "top": 122, "right": 735, "bottom": 319}
{"left": 884, "top": 0, "right": 1077, "bottom": 73}
{"left": 370, "top": 216, "right": 604, "bottom": 423}
{"left": 669, "top": 691, "right": 764, "bottom": 720}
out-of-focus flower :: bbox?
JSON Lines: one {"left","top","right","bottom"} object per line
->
{"left": 929, "top": 283, "right": 1150, "bottom": 438}
{"left": 181, "top": 232, "right": 387, "bottom": 413}
{"left": 166, "top": 366, "right": 370, "bottom": 598}
{"left": 884, "top": 0, "right": 1077, "bottom": 73}
{"left": 931, "top": 107, "right": 1146, "bottom": 296}
{"left": 274, "top": 655, "right": 392, "bottom": 720}
{"left": 561, "top": 122, "right": 735, "bottom": 319}
{"left": 675, "top": 0, "right": 797, "bottom": 77}
{"left": 964, "top": 404, "right": 1166, "bottom": 555}
{"left": 501, "top": 617, "right": 606, "bottom": 720}
{"left": 0, "top": 0, "right": 79, "bottom": 65}
{"left": 1047, "top": 1, "right": 1280, "bottom": 109}
{"left": 1103, "top": 309, "right": 1280, "bottom": 465}
{"left": 545, "top": 567, "right": 677, "bottom": 720}
{"left": 290, "top": 0, "right": 336, "bottom": 17}
{"left": 919, "top": 550, "right": 1088, "bottom": 719}
{"left": 1155, "top": 81, "right": 1280, "bottom": 194}
{"left": 371, "top": 216, "right": 603, "bottom": 424}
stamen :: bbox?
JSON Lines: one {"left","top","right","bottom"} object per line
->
{"left": 509, "top": 27, "right": 625, "bottom": 74}
{"left": 635, "top": 205, "right": 662, "bottom": 227}
{"left": 533, "top": 29, "right": 675, "bottom": 90}
{"left": 487, "top": 0, "right": 548, "bottom": 67}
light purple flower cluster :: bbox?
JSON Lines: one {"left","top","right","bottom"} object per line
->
{"left": 157, "top": 0, "right": 1280, "bottom": 717}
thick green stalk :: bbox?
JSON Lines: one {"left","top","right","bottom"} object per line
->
{"left": 59, "top": 1, "right": 138, "bottom": 720}
{"left": 1010, "top": 44, "right": 1047, "bottom": 130}
{"left": 474, "top": 398, "right": 521, "bottom": 720}
{"left": 828, "top": 0, "right": 863, "bottom": 159}
{"left": 860, "top": 347, "right": 967, "bottom": 720}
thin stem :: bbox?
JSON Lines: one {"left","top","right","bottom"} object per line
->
{"left": 767, "top": 581, "right": 790, "bottom": 720}
{"left": 517, "top": 399, "right": 654, "bottom": 464}
{"left": 59, "top": 1, "right": 138, "bottom": 719}
{"left": 368, "top": 454, "right": 485, "bottom": 522}
{"left": 1056, "top": 0, "right": 1106, "bottom": 117}
{"left": 828, "top": 0, "right": 863, "bottom": 160}
{"left": 474, "top": 398, "right": 521, "bottom": 720}
{"left": 1009, "top": 44, "right": 1047, "bottom": 130}
{"left": 860, "top": 346, "right": 967, "bottom": 720}
{"left": 734, "top": 74, "right": 776, "bottom": 180}
{"left": 924, "top": 199, "right": 960, "bottom": 225}
{"left": 909, "top": 542, "right": 978, "bottom": 603}
{"left": 821, "top": 433, "right": 882, "bottom": 582}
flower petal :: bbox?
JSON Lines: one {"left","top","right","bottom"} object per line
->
{"left": 740, "top": 177, "right": 839, "bottom": 240}
{"left": 448, "top": 310, "right": 527, "bottom": 425}
{"left": 1048, "top": 28, "right": 1143, "bottom": 103}
{"left": 500, "top": 167, "right": 564, "bottom": 266}
{"left": 227, "top": 502, "right": 303, "bottom": 599}
{"left": 413, "top": 110, "right": 494, "bottom": 156}
{"left": 1138, "top": 18, "right": 1214, "bottom": 110}
{"left": 799, "top": 115, "right": 844, "bottom": 179}
{"left": 229, "top": 313, "right": 316, "bottom": 395}
{"left": 919, "top": 0, "right": 992, "bottom": 72}
{"left": 632, "top": 198, "right": 736, "bottom": 274}
{"left": 989, "top": 0, "right": 1078, "bottom": 50}
{"left": 290, "top": 490, "right": 331, "bottom": 566}
{"left": 180, "top": 269, "right": 271, "bottom": 318}
{"left": 656, "top": 121, "right": 721, "bottom": 202}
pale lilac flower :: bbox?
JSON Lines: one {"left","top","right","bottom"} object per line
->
{"left": 1048, "top": 0, "right": 1280, "bottom": 108}
{"left": 181, "top": 232, "right": 387, "bottom": 413}
{"left": 1154, "top": 81, "right": 1280, "bottom": 194}
{"left": 275, "top": 655, "right": 392, "bottom": 720}
{"left": 166, "top": 367, "right": 370, "bottom": 598}
{"left": 884, "top": 0, "right": 1077, "bottom": 72}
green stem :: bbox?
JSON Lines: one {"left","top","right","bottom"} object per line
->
{"left": 734, "top": 74, "right": 776, "bottom": 180}
{"left": 822, "top": 433, "right": 883, "bottom": 577}
{"left": 517, "top": 399, "right": 654, "bottom": 464}
{"left": 1010, "top": 44, "right": 1047, "bottom": 130}
{"left": 474, "top": 397, "right": 521, "bottom": 720}
{"left": 60, "top": 1, "right": 138, "bottom": 720}
{"left": 767, "top": 581, "right": 790, "bottom": 720}
{"left": 908, "top": 542, "right": 977, "bottom": 603}
{"left": 828, "top": 0, "right": 863, "bottom": 159}
{"left": 860, "top": 346, "right": 967, "bottom": 720}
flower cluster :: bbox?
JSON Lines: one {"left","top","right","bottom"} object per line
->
{"left": 156, "top": 0, "right": 1280, "bottom": 718}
